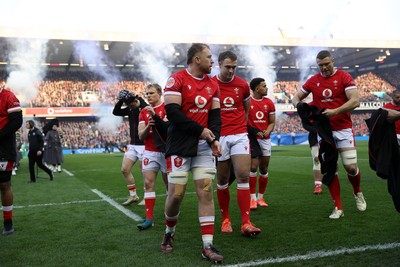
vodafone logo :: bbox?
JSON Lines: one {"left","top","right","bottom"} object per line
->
{"left": 195, "top": 96, "right": 207, "bottom": 108}
{"left": 165, "top": 77, "right": 175, "bottom": 88}
{"left": 322, "top": 88, "right": 333, "bottom": 98}
{"left": 223, "top": 97, "right": 234, "bottom": 108}
{"left": 256, "top": 111, "right": 264, "bottom": 120}
{"left": 47, "top": 108, "right": 54, "bottom": 115}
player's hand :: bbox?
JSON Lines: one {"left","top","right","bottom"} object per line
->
{"left": 144, "top": 106, "right": 155, "bottom": 116}
{"left": 148, "top": 117, "right": 155, "bottom": 127}
{"left": 211, "top": 140, "right": 222, "bottom": 157}
{"left": 37, "top": 150, "right": 42, "bottom": 156}
{"left": 322, "top": 108, "right": 337, "bottom": 118}
{"left": 199, "top": 128, "right": 215, "bottom": 142}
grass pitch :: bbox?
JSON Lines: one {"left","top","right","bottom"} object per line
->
{"left": 1, "top": 141, "right": 400, "bottom": 267}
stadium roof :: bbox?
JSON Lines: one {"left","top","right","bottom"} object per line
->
{"left": 0, "top": 0, "right": 399, "bottom": 80}
{"left": 0, "top": 38, "right": 398, "bottom": 76}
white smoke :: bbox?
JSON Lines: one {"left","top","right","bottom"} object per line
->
{"left": 73, "top": 40, "right": 121, "bottom": 83}
{"left": 239, "top": 45, "right": 281, "bottom": 100}
{"left": 127, "top": 42, "right": 175, "bottom": 87}
{"left": 73, "top": 40, "right": 122, "bottom": 132}
{"left": 6, "top": 39, "right": 48, "bottom": 105}
{"left": 294, "top": 47, "right": 324, "bottom": 84}
{"left": 91, "top": 102, "right": 122, "bottom": 132}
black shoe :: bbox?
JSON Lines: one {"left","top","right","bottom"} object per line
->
{"left": 28, "top": 180, "right": 36, "bottom": 183}
{"left": 3, "top": 220, "right": 14, "bottom": 235}
{"left": 49, "top": 173, "right": 54, "bottom": 181}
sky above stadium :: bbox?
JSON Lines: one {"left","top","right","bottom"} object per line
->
{"left": 0, "top": 0, "right": 399, "bottom": 47}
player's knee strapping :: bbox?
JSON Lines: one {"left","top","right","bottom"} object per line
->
{"left": 340, "top": 150, "right": 357, "bottom": 165}
{"left": 168, "top": 172, "right": 188, "bottom": 196}
{"left": 192, "top": 167, "right": 216, "bottom": 192}
{"left": 311, "top": 146, "right": 321, "bottom": 170}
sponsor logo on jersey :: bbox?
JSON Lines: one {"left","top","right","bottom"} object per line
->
{"left": 195, "top": 95, "right": 207, "bottom": 108}
{"left": 322, "top": 88, "right": 333, "bottom": 98}
{"left": 223, "top": 97, "right": 234, "bottom": 108}
{"left": 256, "top": 111, "right": 264, "bottom": 120}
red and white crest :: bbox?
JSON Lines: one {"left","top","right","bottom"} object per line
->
{"left": 165, "top": 77, "right": 175, "bottom": 88}
{"left": 174, "top": 156, "right": 183, "bottom": 168}
{"left": 143, "top": 158, "right": 149, "bottom": 166}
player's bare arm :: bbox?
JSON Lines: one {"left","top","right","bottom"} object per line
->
{"left": 292, "top": 90, "right": 308, "bottom": 107}
{"left": 384, "top": 108, "right": 400, "bottom": 123}
{"left": 263, "top": 113, "right": 276, "bottom": 138}
{"left": 244, "top": 98, "right": 250, "bottom": 122}
{"left": 322, "top": 88, "right": 360, "bottom": 118}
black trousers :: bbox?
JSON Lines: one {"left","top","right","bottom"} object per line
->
{"left": 28, "top": 152, "right": 52, "bottom": 181}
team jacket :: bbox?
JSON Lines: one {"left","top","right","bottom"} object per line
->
{"left": 366, "top": 108, "right": 400, "bottom": 213}
{"left": 28, "top": 127, "right": 45, "bottom": 154}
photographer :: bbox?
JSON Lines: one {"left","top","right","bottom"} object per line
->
{"left": 113, "top": 89, "right": 148, "bottom": 206}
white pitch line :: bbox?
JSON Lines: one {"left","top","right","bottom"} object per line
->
{"left": 91, "top": 189, "right": 143, "bottom": 222}
{"left": 62, "top": 168, "right": 74, "bottom": 176}
{"left": 12, "top": 199, "right": 104, "bottom": 209}
{"left": 222, "top": 242, "right": 400, "bottom": 267}
{"left": 8, "top": 191, "right": 198, "bottom": 209}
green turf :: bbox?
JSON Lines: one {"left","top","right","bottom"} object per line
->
{"left": 1, "top": 141, "right": 399, "bottom": 266}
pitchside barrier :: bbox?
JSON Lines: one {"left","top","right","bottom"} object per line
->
{"left": 57, "top": 135, "right": 370, "bottom": 155}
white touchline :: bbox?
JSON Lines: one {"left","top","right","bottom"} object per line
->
{"left": 12, "top": 199, "right": 103, "bottom": 208}
{"left": 222, "top": 242, "right": 400, "bottom": 267}
{"left": 91, "top": 189, "right": 143, "bottom": 222}
{"left": 9, "top": 192, "right": 198, "bottom": 209}
{"left": 62, "top": 168, "right": 74, "bottom": 176}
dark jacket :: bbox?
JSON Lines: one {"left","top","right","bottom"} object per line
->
{"left": 28, "top": 127, "right": 45, "bottom": 155}
{"left": 297, "top": 103, "right": 338, "bottom": 186}
{"left": 366, "top": 108, "right": 400, "bottom": 213}
{"left": 165, "top": 104, "right": 221, "bottom": 158}
{"left": 113, "top": 97, "right": 147, "bottom": 146}
{"left": 247, "top": 125, "right": 263, "bottom": 158}
{"left": 152, "top": 114, "right": 170, "bottom": 153}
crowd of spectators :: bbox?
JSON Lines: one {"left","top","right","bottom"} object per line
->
{"left": 14, "top": 112, "right": 372, "bottom": 150}
{"left": 28, "top": 80, "right": 149, "bottom": 107}
{"left": 6, "top": 70, "right": 395, "bottom": 149}
{"left": 1, "top": 71, "right": 395, "bottom": 108}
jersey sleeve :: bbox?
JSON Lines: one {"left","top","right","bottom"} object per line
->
{"left": 267, "top": 98, "right": 276, "bottom": 114}
{"left": 164, "top": 73, "right": 183, "bottom": 96}
{"left": 7, "top": 92, "right": 21, "bottom": 113}
{"left": 138, "top": 109, "right": 147, "bottom": 124}
{"left": 243, "top": 82, "right": 251, "bottom": 102}
{"left": 342, "top": 72, "right": 357, "bottom": 91}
